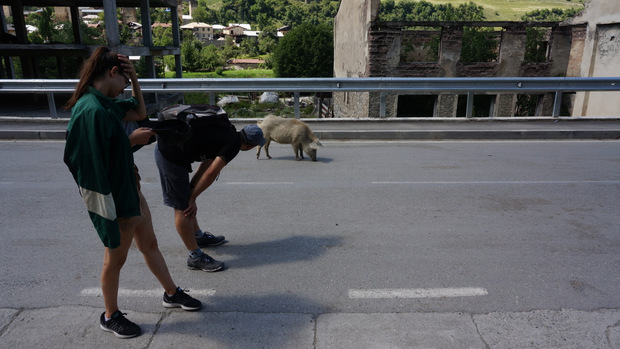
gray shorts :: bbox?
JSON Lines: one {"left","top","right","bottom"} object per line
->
{"left": 154, "top": 145, "right": 190, "bottom": 211}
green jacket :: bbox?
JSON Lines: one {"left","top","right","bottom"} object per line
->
{"left": 64, "top": 87, "right": 139, "bottom": 248}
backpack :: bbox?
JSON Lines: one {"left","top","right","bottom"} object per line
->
{"left": 158, "top": 104, "right": 236, "bottom": 131}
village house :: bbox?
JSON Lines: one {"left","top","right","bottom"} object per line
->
{"left": 181, "top": 22, "right": 213, "bottom": 42}
{"left": 222, "top": 24, "right": 246, "bottom": 44}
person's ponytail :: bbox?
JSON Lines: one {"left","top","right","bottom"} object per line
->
{"left": 64, "top": 46, "right": 120, "bottom": 110}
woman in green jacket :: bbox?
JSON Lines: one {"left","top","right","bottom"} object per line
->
{"left": 64, "top": 47, "right": 201, "bottom": 339}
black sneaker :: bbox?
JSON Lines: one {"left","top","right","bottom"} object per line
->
{"left": 187, "top": 252, "right": 225, "bottom": 272}
{"left": 196, "top": 232, "right": 227, "bottom": 247}
{"left": 163, "top": 287, "right": 202, "bottom": 311}
{"left": 99, "top": 310, "right": 141, "bottom": 339}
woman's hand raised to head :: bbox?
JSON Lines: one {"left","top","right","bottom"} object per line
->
{"left": 117, "top": 54, "right": 137, "bottom": 80}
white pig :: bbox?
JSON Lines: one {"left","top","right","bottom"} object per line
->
{"left": 257, "top": 115, "right": 322, "bottom": 161}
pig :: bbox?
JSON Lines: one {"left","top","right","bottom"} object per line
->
{"left": 256, "top": 115, "right": 322, "bottom": 161}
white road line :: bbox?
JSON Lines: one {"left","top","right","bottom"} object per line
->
{"left": 348, "top": 287, "right": 488, "bottom": 299}
{"left": 81, "top": 288, "right": 215, "bottom": 297}
{"left": 372, "top": 180, "right": 620, "bottom": 185}
{"left": 223, "top": 182, "right": 294, "bottom": 185}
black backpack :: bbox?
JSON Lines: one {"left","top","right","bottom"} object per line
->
{"left": 158, "top": 104, "right": 236, "bottom": 131}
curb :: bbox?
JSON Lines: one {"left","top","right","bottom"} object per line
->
{"left": 314, "top": 130, "right": 620, "bottom": 140}
{"left": 2, "top": 116, "right": 620, "bottom": 141}
{"left": 2, "top": 129, "right": 620, "bottom": 141}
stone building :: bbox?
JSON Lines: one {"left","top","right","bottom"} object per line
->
{"left": 333, "top": 0, "right": 618, "bottom": 118}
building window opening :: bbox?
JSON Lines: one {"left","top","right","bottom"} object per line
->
{"left": 456, "top": 94, "right": 495, "bottom": 117}
{"left": 515, "top": 94, "right": 543, "bottom": 116}
{"left": 461, "top": 27, "right": 500, "bottom": 63}
{"left": 524, "top": 28, "right": 551, "bottom": 63}
{"left": 400, "top": 31, "right": 441, "bottom": 63}
{"left": 397, "top": 95, "right": 437, "bottom": 117}
{"left": 516, "top": 93, "right": 574, "bottom": 116}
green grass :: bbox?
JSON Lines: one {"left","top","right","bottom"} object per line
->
{"left": 396, "top": 0, "right": 585, "bottom": 21}
{"left": 203, "top": 0, "right": 222, "bottom": 8}
{"left": 165, "top": 69, "right": 275, "bottom": 78}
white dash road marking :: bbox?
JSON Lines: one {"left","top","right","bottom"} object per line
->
{"left": 349, "top": 287, "right": 488, "bottom": 299}
{"left": 81, "top": 288, "right": 216, "bottom": 297}
{"left": 223, "top": 182, "right": 294, "bottom": 185}
{"left": 372, "top": 180, "right": 620, "bottom": 185}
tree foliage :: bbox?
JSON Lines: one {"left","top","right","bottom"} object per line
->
{"left": 181, "top": 33, "right": 203, "bottom": 71}
{"left": 198, "top": 0, "right": 339, "bottom": 29}
{"left": 521, "top": 8, "right": 581, "bottom": 22}
{"left": 460, "top": 28, "right": 498, "bottom": 63}
{"left": 271, "top": 23, "right": 333, "bottom": 77}
{"left": 378, "top": 0, "right": 486, "bottom": 22}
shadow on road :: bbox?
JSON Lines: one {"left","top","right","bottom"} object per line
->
{"left": 216, "top": 235, "right": 343, "bottom": 269}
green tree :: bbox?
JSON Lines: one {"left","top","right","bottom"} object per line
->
{"left": 460, "top": 28, "right": 497, "bottom": 63}
{"left": 201, "top": 45, "right": 225, "bottom": 71}
{"left": 150, "top": 8, "right": 171, "bottom": 23}
{"left": 153, "top": 26, "right": 174, "bottom": 46}
{"left": 240, "top": 38, "right": 260, "bottom": 56}
{"left": 26, "top": 7, "right": 55, "bottom": 43}
{"left": 250, "top": 0, "right": 277, "bottom": 29}
{"left": 80, "top": 21, "right": 106, "bottom": 45}
{"left": 221, "top": 36, "right": 241, "bottom": 60}
{"left": 284, "top": 2, "right": 307, "bottom": 27}
{"left": 258, "top": 25, "right": 278, "bottom": 54}
{"left": 272, "top": 22, "right": 333, "bottom": 77}
{"left": 194, "top": 3, "right": 220, "bottom": 24}
{"left": 378, "top": 0, "right": 485, "bottom": 22}
{"left": 181, "top": 34, "right": 203, "bottom": 71}
{"left": 212, "top": 0, "right": 339, "bottom": 28}
{"left": 521, "top": 8, "right": 581, "bottom": 22}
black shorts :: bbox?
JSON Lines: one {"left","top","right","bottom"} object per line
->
{"left": 154, "top": 145, "right": 191, "bottom": 210}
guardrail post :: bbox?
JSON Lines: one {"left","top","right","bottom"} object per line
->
{"left": 466, "top": 91, "right": 474, "bottom": 118}
{"left": 209, "top": 91, "right": 216, "bottom": 105}
{"left": 47, "top": 93, "right": 57, "bottom": 119}
{"left": 552, "top": 91, "right": 562, "bottom": 117}
{"left": 380, "top": 92, "right": 386, "bottom": 118}
{"left": 294, "top": 92, "right": 300, "bottom": 119}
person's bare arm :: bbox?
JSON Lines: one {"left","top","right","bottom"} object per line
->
{"left": 184, "top": 157, "right": 227, "bottom": 218}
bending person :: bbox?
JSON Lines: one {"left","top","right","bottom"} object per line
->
{"left": 155, "top": 119, "right": 265, "bottom": 272}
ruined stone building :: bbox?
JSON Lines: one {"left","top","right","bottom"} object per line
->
{"left": 564, "top": 1, "right": 620, "bottom": 117}
{"left": 333, "top": 0, "right": 620, "bottom": 118}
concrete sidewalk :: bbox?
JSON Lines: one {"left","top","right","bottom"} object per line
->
{"left": 1, "top": 306, "right": 619, "bottom": 348}
{"left": 2, "top": 115, "right": 620, "bottom": 141}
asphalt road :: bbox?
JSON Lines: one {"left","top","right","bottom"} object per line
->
{"left": 1, "top": 139, "right": 619, "bottom": 347}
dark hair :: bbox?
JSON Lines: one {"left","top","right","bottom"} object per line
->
{"left": 64, "top": 46, "right": 122, "bottom": 109}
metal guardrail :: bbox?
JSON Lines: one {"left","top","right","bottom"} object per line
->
{"left": 1, "top": 77, "right": 619, "bottom": 118}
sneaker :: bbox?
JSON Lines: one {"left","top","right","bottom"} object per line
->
{"left": 196, "top": 232, "right": 227, "bottom": 247}
{"left": 99, "top": 310, "right": 141, "bottom": 339}
{"left": 187, "top": 253, "right": 225, "bottom": 272}
{"left": 163, "top": 287, "right": 202, "bottom": 311}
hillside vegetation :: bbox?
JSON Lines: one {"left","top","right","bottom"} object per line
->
{"left": 399, "top": 0, "right": 584, "bottom": 21}
{"left": 202, "top": 0, "right": 584, "bottom": 22}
